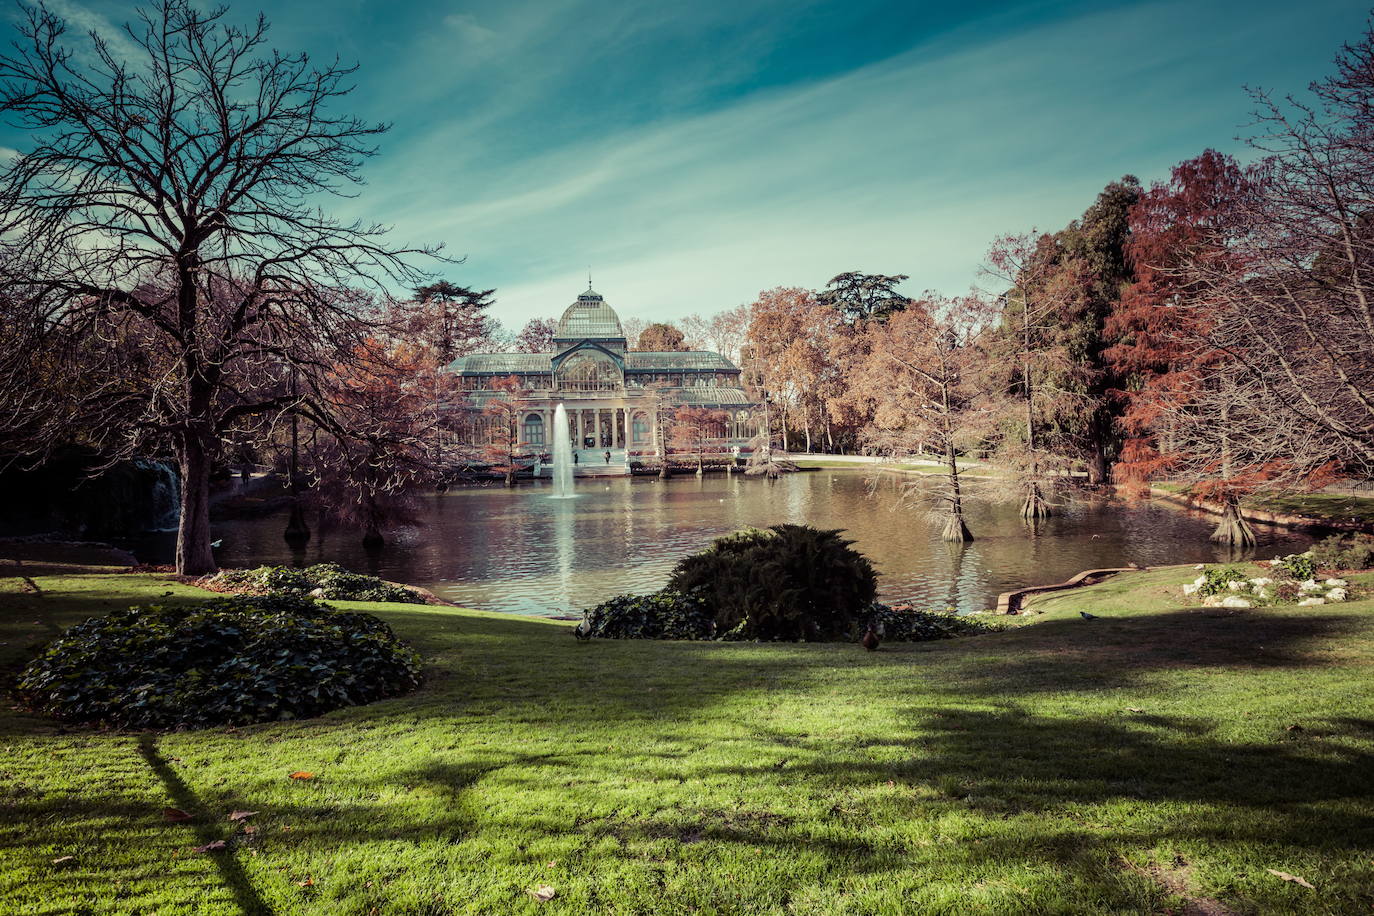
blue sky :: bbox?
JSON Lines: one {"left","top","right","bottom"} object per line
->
{"left": 1, "top": 0, "right": 1367, "bottom": 330}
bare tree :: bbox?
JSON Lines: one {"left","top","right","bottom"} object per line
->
{"left": 1172, "top": 29, "right": 1374, "bottom": 478}
{"left": 669, "top": 406, "right": 728, "bottom": 475}
{"left": 478, "top": 376, "right": 533, "bottom": 488}
{"left": 849, "top": 296, "right": 994, "bottom": 541}
{"left": 1128, "top": 360, "right": 1337, "bottom": 547}
{"left": 0, "top": 2, "right": 440, "bottom": 573}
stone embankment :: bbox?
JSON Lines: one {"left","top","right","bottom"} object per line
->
{"left": 995, "top": 567, "right": 1136, "bottom": 615}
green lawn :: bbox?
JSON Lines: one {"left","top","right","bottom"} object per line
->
{"left": 1247, "top": 493, "right": 1374, "bottom": 527}
{"left": 1152, "top": 484, "right": 1374, "bottom": 527}
{"left": 2, "top": 567, "right": 1373, "bottom": 914}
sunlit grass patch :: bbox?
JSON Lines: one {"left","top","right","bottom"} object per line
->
{"left": 2, "top": 568, "right": 1373, "bottom": 914}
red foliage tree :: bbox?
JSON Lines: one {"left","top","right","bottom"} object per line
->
{"left": 1104, "top": 150, "right": 1270, "bottom": 543}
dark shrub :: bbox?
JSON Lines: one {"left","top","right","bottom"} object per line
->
{"left": 15, "top": 595, "right": 422, "bottom": 728}
{"left": 581, "top": 591, "right": 714, "bottom": 640}
{"left": 868, "top": 603, "right": 1004, "bottom": 641}
{"left": 668, "top": 525, "right": 878, "bottom": 641}
{"left": 207, "top": 563, "right": 426, "bottom": 604}
{"left": 1311, "top": 533, "right": 1374, "bottom": 571}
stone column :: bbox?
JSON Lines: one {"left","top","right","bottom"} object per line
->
{"left": 623, "top": 407, "right": 631, "bottom": 449}
{"left": 596, "top": 408, "right": 604, "bottom": 448}
{"left": 576, "top": 409, "right": 584, "bottom": 447}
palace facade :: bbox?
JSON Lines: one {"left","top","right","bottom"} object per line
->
{"left": 449, "top": 287, "right": 762, "bottom": 471}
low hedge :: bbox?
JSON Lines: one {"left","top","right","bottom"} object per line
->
{"left": 577, "top": 594, "right": 1000, "bottom": 643}
{"left": 15, "top": 594, "right": 422, "bottom": 728}
{"left": 869, "top": 603, "right": 1004, "bottom": 641}
{"left": 208, "top": 562, "right": 426, "bottom": 604}
{"left": 580, "top": 591, "right": 715, "bottom": 640}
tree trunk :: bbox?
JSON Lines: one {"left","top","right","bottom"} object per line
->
{"left": 1086, "top": 413, "right": 1110, "bottom": 487}
{"left": 362, "top": 523, "right": 384, "bottom": 548}
{"left": 1019, "top": 299, "right": 1052, "bottom": 521}
{"left": 283, "top": 500, "right": 310, "bottom": 545}
{"left": 1210, "top": 496, "right": 1256, "bottom": 548}
{"left": 1087, "top": 444, "right": 1108, "bottom": 488}
{"left": 1021, "top": 480, "right": 1052, "bottom": 521}
{"left": 360, "top": 493, "right": 386, "bottom": 548}
{"left": 941, "top": 414, "right": 972, "bottom": 542}
{"left": 175, "top": 433, "right": 217, "bottom": 575}
{"left": 941, "top": 511, "right": 972, "bottom": 542}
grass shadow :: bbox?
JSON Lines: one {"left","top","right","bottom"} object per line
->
{"left": 136, "top": 735, "right": 273, "bottom": 916}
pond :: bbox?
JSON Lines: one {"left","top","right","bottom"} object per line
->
{"left": 185, "top": 470, "right": 1314, "bottom": 616}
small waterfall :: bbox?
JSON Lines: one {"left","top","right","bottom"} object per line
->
{"left": 136, "top": 458, "right": 182, "bottom": 530}
{"left": 551, "top": 403, "right": 575, "bottom": 499}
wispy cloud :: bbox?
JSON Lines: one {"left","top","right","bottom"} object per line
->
{"left": 16, "top": 0, "right": 142, "bottom": 64}
{"left": 0, "top": 0, "right": 1362, "bottom": 331}
{"left": 340, "top": 0, "right": 1359, "bottom": 327}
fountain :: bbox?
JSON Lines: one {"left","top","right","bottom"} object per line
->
{"left": 550, "top": 403, "right": 575, "bottom": 498}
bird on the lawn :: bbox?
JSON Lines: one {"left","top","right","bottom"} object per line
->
{"left": 861, "top": 623, "right": 881, "bottom": 652}
{"left": 1080, "top": 611, "right": 1099, "bottom": 620}
{"left": 573, "top": 616, "right": 592, "bottom": 641}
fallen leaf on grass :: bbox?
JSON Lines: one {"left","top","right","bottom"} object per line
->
{"left": 1126, "top": 707, "right": 1146, "bottom": 714}
{"left": 529, "top": 885, "right": 557, "bottom": 902}
{"left": 51, "top": 856, "right": 74, "bottom": 865}
{"left": 298, "top": 877, "right": 315, "bottom": 887}
{"left": 1267, "top": 869, "right": 1315, "bottom": 889}
{"left": 193, "top": 840, "right": 227, "bottom": 854}
{"left": 228, "top": 810, "right": 258, "bottom": 821}
{"left": 162, "top": 807, "right": 193, "bottom": 823}
{"left": 288, "top": 771, "right": 314, "bottom": 780}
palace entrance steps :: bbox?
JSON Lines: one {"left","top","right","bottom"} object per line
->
{"left": 534, "top": 449, "right": 630, "bottom": 477}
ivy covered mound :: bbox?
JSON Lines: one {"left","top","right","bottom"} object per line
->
{"left": 15, "top": 595, "right": 422, "bottom": 729}
{"left": 580, "top": 524, "right": 1003, "bottom": 642}
{"left": 206, "top": 562, "right": 427, "bottom": 604}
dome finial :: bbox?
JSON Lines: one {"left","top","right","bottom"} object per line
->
{"left": 587, "top": 267, "right": 593, "bottom": 291}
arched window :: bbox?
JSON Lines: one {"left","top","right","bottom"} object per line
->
{"left": 557, "top": 351, "right": 621, "bottom": 391}
{"left": 522, "top": 413, "right": 545, "bottom": 446}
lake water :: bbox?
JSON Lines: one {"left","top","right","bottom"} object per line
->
{"left": 190, "top": 470, "right": 1313, "bottom": 615}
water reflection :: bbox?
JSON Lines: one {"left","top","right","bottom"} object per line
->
{"left": 193, "top": 471, "right": 1313, "bottom": 616}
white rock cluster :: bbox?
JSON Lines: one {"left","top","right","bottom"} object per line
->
{"left": 1183, "top": 564, "right": 1354, "bottom": 607}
